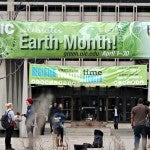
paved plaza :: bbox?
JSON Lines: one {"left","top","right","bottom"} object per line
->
{"left": 0, "top": 122, "right": 149, "bottom": 150}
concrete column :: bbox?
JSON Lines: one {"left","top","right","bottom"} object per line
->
{"left": 8, "top": 60, "right": 12, "bottom": 102}
{"left": 13, "top": 62, "right": 17, "bottom": 111}
{"left": 17, "top": 66, "right": 22, "bottom": 113}
{"left": 28, "top": 85, "right": 32, "bottom": 98}
{"left": 7, "top": 0, "right": 14, "bottom": 20}
{"left": 0, "top": 60, "right": 7, "bottom": 118}
{"left": 8, "top": 0, "right": 14, "bottom": 11}
{"left": 20, "top": 59, "right": 28, "bottom": 137}
{"left": 148, "top": 59, "right": 150, "bottom": 102}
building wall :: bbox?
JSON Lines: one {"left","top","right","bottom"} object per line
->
{"left": 0, "top": 1, "right": 150, "bottom": 21}
{"left": 0, "top": 1, "right": 149, "bottom": 123}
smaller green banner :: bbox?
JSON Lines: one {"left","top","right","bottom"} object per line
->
{"left": 29, "top": 64, "right": 147, "bottom": 87}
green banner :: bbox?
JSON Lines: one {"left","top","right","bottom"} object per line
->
{"left": 29, "top": 64, "right": 147, "bottom": 87}
{"left": 0, "top": 21, "right": 150, "bottom": 58}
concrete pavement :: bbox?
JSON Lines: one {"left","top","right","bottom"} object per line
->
{"left": 0, "top": 122, "right": 149, "bottom": 150}
{"left": 0, "top": 134, "right": 133, "bottom": 150}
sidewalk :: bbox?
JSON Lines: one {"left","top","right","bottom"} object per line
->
{"left": 0, "top": 122, "right": 147, "bottom": 150}
{"left": 0, "top": 134, "right": 133, "bottom": 150}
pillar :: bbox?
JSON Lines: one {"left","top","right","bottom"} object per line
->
{"left": 8, "top": 60, "right": 12, "bottom": 102}
{"left": 0, "top": 60, "right": 7, "bottom": 119}
{"left": 19, "top": 59, "right": 28, "bottom": 137}
{"left": 17, "top": 64, "right": 22, "bottom": 113}
{"left": 13, "top": 62, "right": 17, "bottom": 111}
{"left": 7, "top": 0, "right": 14, "bottom": 20}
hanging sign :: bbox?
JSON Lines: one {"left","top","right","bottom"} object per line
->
{"left": 0, "top": 21, "right": 150, "bottom": 59}
{"left": 29, "top": 64, "right": 147, "bottom": 87}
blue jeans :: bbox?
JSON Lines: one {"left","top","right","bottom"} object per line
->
{"left": 133, "top": 125, "right": 147, "bottom": 150}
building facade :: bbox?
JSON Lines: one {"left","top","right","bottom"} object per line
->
{"left": 0, "top": 0, "right": 149, "bottom": 136}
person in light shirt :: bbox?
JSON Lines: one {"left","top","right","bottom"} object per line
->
{"left": 4, "top": 103, "right": 17, "bottom": 150}
{"left": 113, "top": 106, "right": 119, "bottom": 129}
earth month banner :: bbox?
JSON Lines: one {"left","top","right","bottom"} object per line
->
{"left": 0, "top": 21, "right": 150, "bottom": 58}
{"left": 29, "top": 64, "right": 147, "bottom": 87}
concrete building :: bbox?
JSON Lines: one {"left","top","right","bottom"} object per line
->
{"left": 0, "top": 0, "right": 149, "bottom": 137}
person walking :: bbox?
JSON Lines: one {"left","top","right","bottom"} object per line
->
{"left": 4, "top": 103, "right": 16, "bottom": 150}
{"left": 131, "top": 98, "right": 149, "bottom": 150}
{"left": 21, "top": 98, "right": 35, "bottom": 149}
{"left": 52, "top": 106, "right": 66, "bottom": 147}
{"left": 48, "top": 101, "right": 58, "bottom": 133}
{"left": 113, "top": 106, "right": 119, "bottom": 129}
{"left": 146, "top": 101, "right": 150, "bottom": 148}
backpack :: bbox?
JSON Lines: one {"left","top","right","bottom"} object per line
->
{"left": 1, "top": 110, "right": 11, "bottom": 129}
{"left": 93, "top": 129, "right": 103, "bottom": 148}
{"left": 52, "top": 113, "right": 62, "bottom": 128}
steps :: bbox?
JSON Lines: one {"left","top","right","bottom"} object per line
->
{"left": 65, "top": 127, "right": 111, "bottom": 136}
{"left": 111, "top": 128, "right": 134, "bottom": 136}
{"left": 0, "top": 122, "right": 133, "bottom": 137}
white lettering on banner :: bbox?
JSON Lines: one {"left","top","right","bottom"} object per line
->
{"left": 114, "top": 80, "right": 145, "bottom": 86}
{"left": 57, "top": 72, "right": 80, "bottom": 78}
{"left": 25, "top": 25, "right": 63, "bottom": 34}
{"left": 30, "top": 79, "right": 79, "bottom": 86}
{"left": 0, "top": 23, "right": 14, "bottom": 35}
{"left": 20, "top": 34, "right": 59, "bottom": 50}
{"left": 64, "top": 35, "right": 117, "bottom": 50}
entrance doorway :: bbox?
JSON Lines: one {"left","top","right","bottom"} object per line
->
{"left": 106, "top": 97, "right": 115, "bottom": 121}
{"left": 56, "top": 96, "right": 73, "bottom": 121}
{"left": 73, "top": 95, "right": 99, "bottom": 121}
{"left": 98, "top": 98, "right": 106, "bottom": 121}
{"left": 106, "top": 97, "right": 123, "bottom": 122}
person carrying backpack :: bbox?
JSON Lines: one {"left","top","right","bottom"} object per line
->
{"left": 52, "top": 106, "right": 66, "bottom": 147}
{"left": 3, "top": 103, "right": 16, "bottom": 150}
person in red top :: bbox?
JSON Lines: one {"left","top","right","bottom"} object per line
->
{"left": 131, "top": 98, "right": 149, "bottom": 150}
{"left": 21, "top": 98, "right": 35, "bottom": 150}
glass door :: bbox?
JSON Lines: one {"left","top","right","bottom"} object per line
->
{"left": 56, "top": 96, "right": 73, "bottom": 121}
{"left": 98, "top": 98, "right": 106, "bottom": 121}
{"left": 62, "top": 96, "right": 73, "bottom": 121}
{"left": 107, "top": 97, "right": 116, "bottom": 121}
